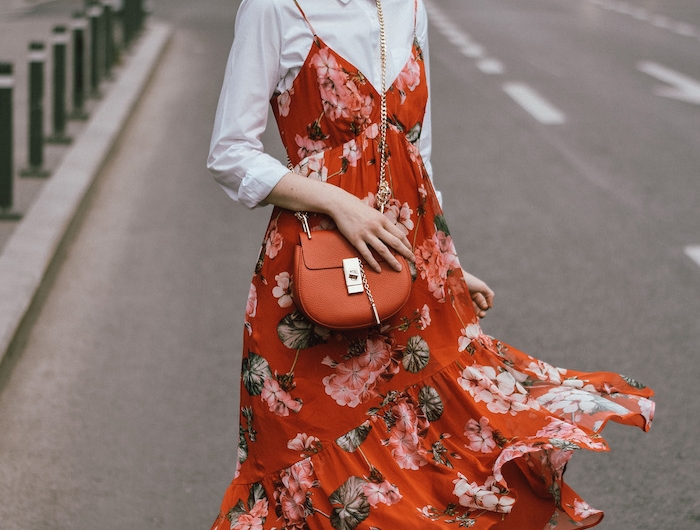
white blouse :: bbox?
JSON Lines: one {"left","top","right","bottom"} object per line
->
{"left": 208, "top": 0, "right": 434, "bottom": 209}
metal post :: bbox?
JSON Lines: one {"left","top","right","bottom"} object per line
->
{"left": 69, "top": 12, "right": 89, "bottom": 120}
{"left": 47, "top": 26, "right": 72, "bottom": 144}
{"left": 0, "top": 63, "right": 21, "bottom": 219}
{"left": 102, "top": 0, "right": 116, "bottom": 78}
{"left": 87, "top": 1, "right": 104, "bottom": 99}
{"left": 122, "top": 0, "right": 137, "bottom": 49}
{"left": 20, "top": 42, "right": 50, "bottom": 178}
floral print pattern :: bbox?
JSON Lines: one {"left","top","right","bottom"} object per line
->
{"left": 211, "top": 14, "right": 654, "bottom": 530}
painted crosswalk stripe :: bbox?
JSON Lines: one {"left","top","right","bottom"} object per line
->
{"left": 502, "top": 83, "right": 566, "bottom": 124}
{"left": 685, "top": 246, "right": 700, "bottom": 268}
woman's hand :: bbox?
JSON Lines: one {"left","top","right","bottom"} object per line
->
{"left": 265, "top": 172, "right": 414, "bottom": 273}
{"left": 461, "top": 269, "right": 494, "bottom": 318}
{"left": 331, "top": 194, "right": 414, "bottom": 273}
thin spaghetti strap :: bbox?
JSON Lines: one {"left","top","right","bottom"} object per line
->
{"left": 293, "top": 0, "right": 317, "bottom": 36}
{"left": 414, "top": 0, "right": 419, "bottom": 36}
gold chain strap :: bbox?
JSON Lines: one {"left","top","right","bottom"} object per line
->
{"left": 375, "top": 0, "right": 391, "bottom": 213}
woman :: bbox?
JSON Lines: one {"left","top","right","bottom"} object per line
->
{"left": 207, "top": 1, "right": 654, "bottom": 528}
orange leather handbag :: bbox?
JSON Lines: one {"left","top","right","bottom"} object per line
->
{"left": 292, "top": 229, "right": 412, "bottom": 330}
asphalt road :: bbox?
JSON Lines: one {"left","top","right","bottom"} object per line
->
{"left": 0, "top": 0, "right": 698, "bottom": 528}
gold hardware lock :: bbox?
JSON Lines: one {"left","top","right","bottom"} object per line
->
{"left": 343, "top": 258, "right": 364, "bottom": 294}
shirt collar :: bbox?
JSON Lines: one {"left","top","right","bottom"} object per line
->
{"left": 338, "top": 0, "right": 351, "bottom": 4}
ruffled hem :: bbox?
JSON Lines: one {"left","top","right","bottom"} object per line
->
{"left": 212, "top": 334, "right": 654, "bottom": 530}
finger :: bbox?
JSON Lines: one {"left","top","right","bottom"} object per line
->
{"left": 472, "top": 300, "right": 486, "bottom": 318}
{"left": 349, "top": 238, "right": 382, "bottom": 273}
{"left": 379, "top": 221, "right": 415, "bottom": 261}
{"left": 472, "top": 292, "right": 488, "bottom": 310}
{"left": 368, "top": 236, "right": 404, "bottom": 272}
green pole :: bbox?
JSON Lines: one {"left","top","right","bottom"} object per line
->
{"left": 20, "top": 42, "right": 50, "bottom": 178}
{"left": 69, "top": 12, "right": 89, "bottom": 120}
{"left": 0, "top": 63, "right": 22, "bottom": 219}
{"left": 47, "top": 26, "right": 72, "bottom": 144}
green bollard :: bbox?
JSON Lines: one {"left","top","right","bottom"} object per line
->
{"left": 0, "top": 63, "right": 22, "bottom": 220}
{"left": 20, "top": 42, "right": 50, "bottom": 178}
{"left": 47, "top": 26, "right": 72, "bottom": 144}
{"left": 87, "top": 1, "right": 104, "bottom": 99}
{"left": 102, "top": 0, "right": 116, "bottom": 78}
{"left": 69, "top": 12, "right": 89, "bottom": 120}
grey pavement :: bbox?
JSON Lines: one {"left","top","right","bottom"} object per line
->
{"left": 0, "top": 0, "right": 699, "bottom": 529}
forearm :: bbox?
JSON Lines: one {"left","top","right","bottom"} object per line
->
{"left": 264, "top": 172, "right": 359, "bottom": 216}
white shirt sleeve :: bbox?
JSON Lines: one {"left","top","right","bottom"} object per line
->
{"left": 207, "top": 0, "right": 290, "bottom": 209}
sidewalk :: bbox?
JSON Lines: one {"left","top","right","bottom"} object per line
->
{"left": 0, "top": 11, "right": 172, "bottom": 368}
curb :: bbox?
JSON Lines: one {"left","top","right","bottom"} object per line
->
{"left": 0, "top": 21, "right": 172, "bottom": 368}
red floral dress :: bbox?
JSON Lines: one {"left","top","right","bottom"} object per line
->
{"left": 211, "top": 3, "right": 654, "bottom": 529}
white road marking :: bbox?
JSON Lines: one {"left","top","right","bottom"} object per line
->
{"left": 477, "top": 58, "right": 505, "bottom": 75}
{"left": 587, "top": 0, "right": 699, "bottom": 40}
{"left": 672, "top": 22, "right": 697, "bottom": 38}
{"left": 502, "top": 83, "right": 566, "bottom": 124}
{"left": 460, "top": 43, "right": 485, "bottom": 59}
{"left": 637, "top": 61, "right": 700, "bottom": 105}
{"left": 685, "top": 246, "right": 700, "bottom": 268}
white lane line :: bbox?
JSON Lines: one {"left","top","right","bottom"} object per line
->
{"left": 460, "top": 43, "right": 485, "bottom": 59}
{"left": 685, "top": 246, "right": 700, "bottom": 268}
{"left": 477, "top": 58, "right": 505, "bottom": 75}
{"left": 587, "top": 0, "right": 699, "bottom": 40}
{"left": 502, "top": 83, "right": 566, "bottom": 124}
{"left": 637, "top": 61, "right": 700, "bottom": 105}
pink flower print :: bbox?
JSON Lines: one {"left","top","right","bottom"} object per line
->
{"left": 526, "top": 360, "right": 567, "bottom": 384}
{"left": 246, "top": 283, "right": 258, "bottom": 319}
{"left": 362, "top": 336, "right": 393, "bottom": 371}
{"left": 307, "top": 155, "right": 328, "bottom": 181}
{"left": 418, "top": 304, "right": 431, "bottom": 329}
{"left": 458, "top": 323, "right": 481, "bottom": 352}
{"left": 574, "top": 499, "right": 601, "bottom": 519}
{"left": 287, "top": 432, "right": 321, "bottom": 457}
{"left": 465, "top": 417, "right": 497, "bottom": 454}
{"left": 261, "top": 377, "right": 302, "bottom": 417}
{"left": 342, "top": 138, "right": 362, "bottom": 167}
{"left": 418, "top": 184, "right": 427, "bottom": 201}
{"left": 232, "top": 497, "right": 268, "bottom": 530}
{"left": 452, "top": 473, "right": 515, "bottom": 514}
{"left": 272, "top": 272, "right": 293, "bottom": 308}
{"left": 322, "top": 373, "right": 361, "bottom": 408}
{"left": 323, "top": 337, "right": 395, "bottom": 407}
{"left": 275, "top": 459, "right": 317, "bottom": 527}
{"left": 362, "top": 480, "right": 402, "bottom": 508}
{"left": 414, "top": 230, "right": 460, "bottom": 302}
{"left": 233, "top": 513, "right": 264, "bottom": 530}
{"left": 362, "top": 191, "right": 378, "bottom": 208}
{"left": 458, "top": 364, "right": 533, "bottom": 416}
{"left": 311, "top": 48, "right": 344, "bottom": 85}
{"left": 295, "top": 134, "right": 326, "bottom": 161}
{"left": 277, "top": 87, "right": 294, "bottom": 117}
{"left": 390, "top": 429, "right": 428, "bottom": 470}
{"left": 387, "top": 401, "right": 429, "bottom": 470}
{"left": 394, "top": 53, "right": 421, "bottom": 103}
{"left": 365, "top": 122, "right": 379, "bottom": 139}
{"left": 265, "top": 224, "right": 284, "bottom": 259}
{"left": 383, "top": 199, "right": 414, "bottom": 236}
{"left": 435, "top": 230, "right": 460, "bottom": 270}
